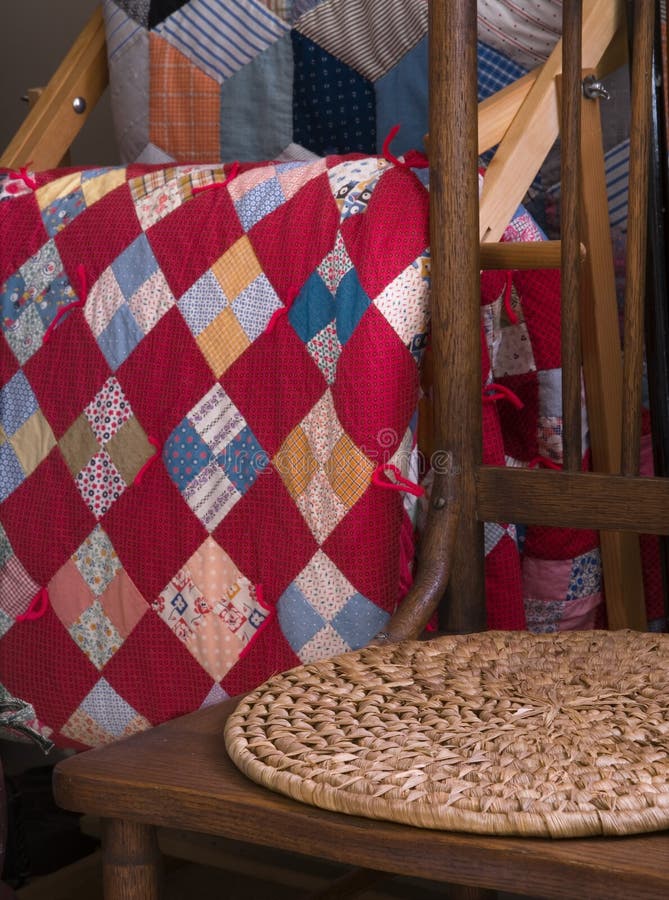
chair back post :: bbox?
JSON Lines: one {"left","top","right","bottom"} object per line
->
{"left": 561, "top": 0, "right": 584, "bottom": 471}
{"left": 622, "top": 0, "right": 655, "bottom": 475}
{"left": 428, "top": 0, "right": 484, "bottom": 632}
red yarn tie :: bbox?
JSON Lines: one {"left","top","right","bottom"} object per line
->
{"left": 372, "top": 463, "right": 424, "bottom": 497}
{"left": 192, "top": 161, "right": 241, "bottom": 195}
{"left": 482, "top": 382, "right": 525, "bottom": 410}
{"left": 17, "top": 587, "right": 50, "bottom": 622}
{"left": 134, "top": 436, "right": 162, "bottom": 486}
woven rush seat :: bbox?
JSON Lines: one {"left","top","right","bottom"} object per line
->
{"left": 225, "top": 630, "right": 669, "bottom": 839}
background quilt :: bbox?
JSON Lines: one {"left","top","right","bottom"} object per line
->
{"left": 102, "top": 0, "right": 564, "bottom": 165}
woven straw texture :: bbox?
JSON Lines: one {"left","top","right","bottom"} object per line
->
{"left": 225, "top": 630, "right": 669, "bottom": 838}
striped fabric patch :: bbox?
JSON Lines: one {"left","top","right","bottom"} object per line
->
{"left": 546, "top": 137, "right": 630, "bottom": 235}
{"left": 155, "top": 0, "right": 289, "bottom": 84}
{"left": 604, "top": 138, "right": 630, "bottom": 233}
{"left": 294, "top": 0, "right": 427, "bottom": 82}
{"left": 477, "top": 0, "right": 562, "bottom": 69}
{"left": 104, "top": 0, "right": 143, "bottom": 62}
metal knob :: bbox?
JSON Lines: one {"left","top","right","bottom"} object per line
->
{"left": 582, "top": 75, "right": 610, "bottom": 101}
{"left": 72, "top": 96, "right": 87, "bottom": 114}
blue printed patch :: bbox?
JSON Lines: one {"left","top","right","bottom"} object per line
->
{"left": 277, "top": 583, "right": 326, "bottom": 652}
{"left": 35, "top": 274, "right": 78, "bottom": 329}
{"left": 289, "top": 272, "right": 336, "bottom": 343}
{"left": 566, "top": 550, "right": 602, "bottom": 600}
{"left": 218, "top": 425, "right": 268, "bottom": 494}
{"left": 80, "top": 677, "right": 142, "bottom": 737}
{"left": 235, "top": 177, "right": 286, "bottom": 232}
{"left": 1, "top": 272, "right": 29, "bottom": 329}
{"left": 19, "top": 240, "right": 62, "bottom": 298}
{"left": 41, "top": 188, "right": 86, "bottom": 238}
{"left": 178, "top": 270, "right": 228, "bottom": 336}
{"left": 0, "top": 442, "right": 26, "bottom": 502}
{"left": 111, "top": 233, "right": 158, "bottom": 299}
{"left": 331, "top": 593, "right": 388, "bottom": 649}
{"left": 164, "top": 420, "right": 214, "bottom": 488}
{"left": 335, "top": 268, "right": 370, "bottom": 345}
{"left": 97, "top": 304, "right": 144, "bottom": 370}
{"left": 232, "top": 273, "right": 282, "bottom": 341}
{"left": 0, "top": 370, "right": 38, "bottom": 436}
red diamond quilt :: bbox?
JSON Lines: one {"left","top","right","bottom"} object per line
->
{"left": 0, "top": 157, "right": 433, "bottom": 748}
{"left": 0, "top": 157, "right": 662, "bottom": 749}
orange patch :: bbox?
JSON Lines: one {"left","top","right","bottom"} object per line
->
{"left": 149, "top": 34, "right": 220, "bottom": 162}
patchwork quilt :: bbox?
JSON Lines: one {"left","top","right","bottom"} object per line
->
{"left": 0, "top": 155, "right": 432, "bottom": 748}
{"left": 0, "top": 154, "right": 662, "bottom": 749}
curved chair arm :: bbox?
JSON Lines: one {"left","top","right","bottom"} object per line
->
{"left": 374, "top": 464, "right": 461, "bottom": 644}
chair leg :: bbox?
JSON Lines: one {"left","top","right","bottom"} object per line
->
{"left": 102, "top": 818, "right": 163, "bottom": 900}
{"left": 449, "top": 888, "right": 497, "bottom": 900}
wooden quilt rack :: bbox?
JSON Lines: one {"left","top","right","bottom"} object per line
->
{"left": 0, "top": 0, "right": 650, "bottom": 635}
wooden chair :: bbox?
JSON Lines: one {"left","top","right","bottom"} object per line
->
{"left": 51, "top": 2, "right": 669, "bottom": 899}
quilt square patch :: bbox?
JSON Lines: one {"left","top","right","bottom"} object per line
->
{"left": 75, "top": 449, "right": 127, "bottom": 520}
{"left": 73, "top": 525, "right": 122, "bottom": 597}
{"left": 235, "top": 177, "right": 286, "bottom": 232}
{"left": 69, "top": 600, "right": 123, "bottom": 670}
{"left": 84, "top": 376, "right": 132, "bottom": 445}
{"left": 197, "top": 307, "right": 250, "bottom": 377}
{"left": 0, "top": 441, "right": 27, "bottom": 502}
{"left": 0, "top": 555, "right": 40, "bottom": 620}
{"left": 131, "top": 168, "right": 183, "bottom": 230}
{"left": 48, "top": 558, "right": 96, "bottom": 628}
{"left": 154, "top": 568, "right": 210, "bottom": 645}
{"left": 111, "top": 232, "right": 159, "bottom": 298}
{"left": 211, "top": 236, "right": 262, "bottom": 301}
{"left": 317, "top": 231, "right": 353, "bottom": 294}
{"left": 178, "top": 270, "right": 228, "bottom": 336}
{"left": 374, "top": 253, "right": 430, "bottom": 349}
{"left": 99, "top": 568, "right": 148, "bottom": 639}
{"left": 97, "top": 303, "right": 145, "bottom": 370}
{"left": 567, "top": 549, "right": 602, "bottom": 601}
{"left": 306, "top": 319, "right": 341, "bottom": 384}
{"left": 165, "top": 386, "right": 267, "bottom": 532}
{"left": 41, "top": 187, "right": 86, "bottom": 238}
{"left": 231, "top": 273, "right": 282, "bottom": 341}
{"left": 9, "top": 410, "right": 56, "bottom": 479}
{"left": 3, "top": 304, "right": 45, "bottom": 366}
{"left": 66, "top": 677, "right": 150, "bottom": 743}
{"left": 0, "top": 370, "right": 38, "bottom": 437}
{"left": 218, "top": 425, "right": 268, "bottom": 495}
{"left": 126, "top": 268, "right": 175, "bottom": 334}
{"left": 165, "top": 420, "right": 214, "bottom": 489}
